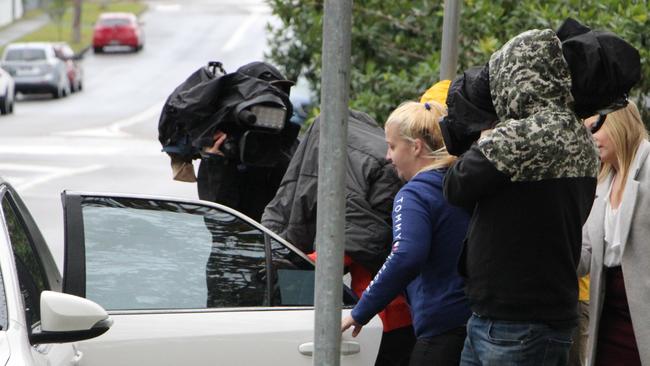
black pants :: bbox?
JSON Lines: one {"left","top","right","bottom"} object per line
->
{"left": 375, "top": 325, "right": 416, "bottom": 366}
{"left": 409, "top": 326, "right": 466, "bottom": 366}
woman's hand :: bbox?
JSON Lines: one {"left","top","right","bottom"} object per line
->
{"left": 341, "top": 315, "right": 363, "bottom": 337}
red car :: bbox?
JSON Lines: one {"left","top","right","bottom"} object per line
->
{"left": 92, "top": 12, "right": 144, "bottom": 53}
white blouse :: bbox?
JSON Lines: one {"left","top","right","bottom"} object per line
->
{"left": 603, "top": 183, "right": 624, "bottom": 267}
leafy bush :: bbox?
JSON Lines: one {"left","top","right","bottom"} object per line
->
{"left": 267, "top": 0, "right": 650, "bottom": 126}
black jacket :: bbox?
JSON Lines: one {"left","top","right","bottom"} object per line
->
{"left": 262, "top": 109, "right": 401, "bottom": 273}
{"left": 444, "top": 29, "right": 599, "bottom": 324}
{"left": 197, "top": 156, "right": 288, "bottom": 222}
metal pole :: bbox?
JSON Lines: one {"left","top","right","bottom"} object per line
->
{"left": 439, "top": 0, "right": 462, "bottom": 80}
{"left": 314, "top": 0, "right": 351, "bottom": 365}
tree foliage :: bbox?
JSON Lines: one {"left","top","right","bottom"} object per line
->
{"left": 266, "top": 0, "right": 650, "bottom": 126}
{"left": 47, "top": 0, "right": 70, "bottom": 41}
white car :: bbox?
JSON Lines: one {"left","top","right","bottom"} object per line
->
{"left": 0, "top": 67, "right": 15, "bottom": 115}
{"left": 0, "top": 180, "right": 112, "bottom": 366}
{"left": 1, "top": 178, "right": 382, "bottom": 365}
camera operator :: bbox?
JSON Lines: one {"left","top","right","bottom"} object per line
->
{"left": 196, "top": 61, "right": 299, "bottom": 221}
{"left": 441, "top": 20, "right": 640, "bottom": 366}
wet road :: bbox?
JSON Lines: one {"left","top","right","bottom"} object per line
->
{"left": 0, "top": 0, "right": 276, "bottom": 268}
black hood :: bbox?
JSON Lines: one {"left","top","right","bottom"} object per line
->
{"left": 440, "top": 63, "right": 497, "bottom": 156}
{"left": 557, "top": 18, "right": 641, "bottom": 118}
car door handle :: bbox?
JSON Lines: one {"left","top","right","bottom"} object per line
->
{"left": 298, "top": 341, "right": 361, "bottom": 356}
{"left": 298, "top": 342, "right": 313, "bottom": 356}
{"left": 341, "top": 341, "right": 361, "bottom": 355}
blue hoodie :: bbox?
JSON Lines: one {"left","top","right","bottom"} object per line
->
{"left": 351, "top": 169, "right": 471, "bottom": 338}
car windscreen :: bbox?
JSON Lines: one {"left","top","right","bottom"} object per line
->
{"left": 98, "top": 18, "right": 131, "bottom": 27}
{"left": 4, "top": 48, "right": 46, "bottom": 62}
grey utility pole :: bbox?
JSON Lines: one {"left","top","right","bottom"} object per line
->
{"left": 313, "top": 0, "right": 351, "bottom": 365}
{"left": 439, "top": 0, "right": 462, "bottom": 80}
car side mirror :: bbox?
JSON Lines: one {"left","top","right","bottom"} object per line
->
{"left": 29, "top": 291, "right": 112, "bottom": 345}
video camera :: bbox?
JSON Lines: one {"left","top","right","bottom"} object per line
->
{"left": 218, "top": 105, "right": 289, "bottom": 165}
{"left": 159, "top": 61, "right": 299, "bottom": 169}
{"left": 204, "top": 61, "right": 297, "bottom": 167}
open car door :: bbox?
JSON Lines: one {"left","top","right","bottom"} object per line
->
{"left": 61, "top": 192, "right": 382, "bottom": 366}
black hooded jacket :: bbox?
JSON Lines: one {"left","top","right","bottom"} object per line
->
{"left": 443, "top": 29, "right": 599, "bottom": 325}
{"left": 262, "top": 109, "right": 401, "bottom": 273}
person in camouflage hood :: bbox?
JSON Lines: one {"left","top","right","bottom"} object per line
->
{"left": 480, "top": 29, "right": 599, "bottom": 182}
{"left": 443, "top": 29, "right": 600, "bottom": 365}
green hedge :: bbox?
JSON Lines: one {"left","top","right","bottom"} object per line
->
{"left": 267, "top": 0, "right": 650, "bottom": 126}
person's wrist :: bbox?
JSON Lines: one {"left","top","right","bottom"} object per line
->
{"left": 201, "top": 151, "right": 226, "bottom": 162}
{"left": 350, "top": 308, "right": 365, "bottom": 325}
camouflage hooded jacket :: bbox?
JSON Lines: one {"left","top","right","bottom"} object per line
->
{"left": 443, "top": 29, "right": 599, "bottom": 323}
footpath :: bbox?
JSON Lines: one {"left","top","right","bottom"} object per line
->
{"left": 0, "top": 14, "right": 49, "bottom": 47}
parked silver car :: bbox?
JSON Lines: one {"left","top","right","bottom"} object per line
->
{"left": 0, "top": 43, "right": 71, "bottom": 99}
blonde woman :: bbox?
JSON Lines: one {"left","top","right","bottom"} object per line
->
{"left": 342, "top": 101, "right": 471, "bottom": 366}
{"left": 580, "top": 101, "right": 650, "bottom": 366}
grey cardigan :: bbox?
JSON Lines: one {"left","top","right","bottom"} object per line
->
{"left": 579, "top": 139, "right": 650, "bottom": 366}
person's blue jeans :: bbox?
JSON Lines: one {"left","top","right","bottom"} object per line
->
{"left": 460, "top": 313, "right": 574, "bottom": 366}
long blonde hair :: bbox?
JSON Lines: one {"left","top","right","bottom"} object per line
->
{"left": 598, "top": 100, "right": 649, "bottom": 183}
{"left": 385, "top": 101, "right": 456, "bottom": 172}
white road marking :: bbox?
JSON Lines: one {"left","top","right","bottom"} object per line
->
{"left": 0, "top": 164, "right": 105, "bottom": 192}
{"left": 1, "top": 176, "right": 26, "bottom": 186}
{"left": 0, "top": 163, "right": 67, "bottom": 173}
{"left": 110, "top": 102, "right": 164, "bottom": 130}
{"left": 222, "top": 11, "right": 262, "bottom": 52}
{"left": 55, "top": 102, "right": 164, "bottom": 138}
{"left": 54, "top": 127, "right": 130, "bottom": 138}
{"left": 0, "top": 144, "right": 122, "bottom": 156}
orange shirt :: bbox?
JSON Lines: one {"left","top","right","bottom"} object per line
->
{"left": 579, "top": 275, "right": 590, "bottom": 302}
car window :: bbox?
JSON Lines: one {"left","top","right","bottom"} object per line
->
{"left": 98, "top": 18, "right": 131, "bottom": 27}
{"left": 4, "top": 48, "right": 46, "bottom": 62}
{"left": 1, "top": 195, "right": 49, "bottom": 327}
{"left": 77, "top": 197, "right": 270, "bottom": 310}
{"left": 270, "top": 239, "right": 357, "bottom": 306}
{"left": 67, "top": 195, "right": 356, "bottom": 311}
{"left": 270, "top": 238, "right": 315, "bottom": 306}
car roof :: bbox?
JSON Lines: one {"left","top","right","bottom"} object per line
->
{"left": 4, "top": 42, "right": 53, "bottom": 50}
{"left": 99, "top": 12, "right": 136, "bottom": 19}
